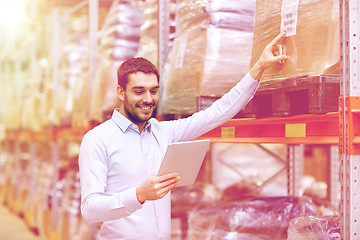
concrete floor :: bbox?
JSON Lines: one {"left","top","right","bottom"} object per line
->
{"left": 0, "top": 204, "right": 40, "bottom": 240}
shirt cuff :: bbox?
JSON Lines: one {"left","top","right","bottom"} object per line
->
{"left": 113, "top": 187, "right": 142, "bottom": 214}
{"left": 237, "top": 72, "right": 260, "bottom": 95}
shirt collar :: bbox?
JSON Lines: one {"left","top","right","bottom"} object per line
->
{"left": 111, "top": 109, "right": 151, "bottom": 133}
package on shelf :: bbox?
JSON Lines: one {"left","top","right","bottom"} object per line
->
{"left": 287, "top": 215, "right": 340, "bottom": 240}
{"left": 22, "top": 50, "right": 54, "bottom": 131}
{"left": 72, "top": 67, "right": 90, "bottom": 129}
{"left": 249, "top": 0, "right": 340, "bottom": 82}
{"left": 90, "top": 0, "right": 143, "bottom": 123}
{"left": 136, "top": 0, "right": 176, "bottom": 68}
{"left": 161, "top": 0, "right": 256, "bottom": 115}
{"left": 21, "top": 88, "right": 48, "bottom": 131}
{"left": 58, "top": 169, "right": 87, "bottom": 240}
{"left": 187, "top": 196, "right": 339, "bottom": 240}
{"left": 137, "top": 0, "right": 159, "bottom": 67}
{"left": 24, "top": 159, "right": 51, "bottom": 234}
{"left": 171, "top": 184, "right": 221, "bottom": 240}
{"left": 89, "top": 58, "right": 122, "bottom": 124}
{"left": 171, "top": 184, "right": 220, "bottom": 217}
{"left": 3, "top": 58, "right": 51, "bottom": 131}
{"left": 50, "top": 33, "right": 89, "bottom": 127}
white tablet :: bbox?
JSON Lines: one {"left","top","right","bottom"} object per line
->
{"left": 158, "top": 139, "right": 211, "bottom": 187}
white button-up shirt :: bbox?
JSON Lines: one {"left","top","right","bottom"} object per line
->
{"left": 78, "top": 73, "right": 259, "bottom": 240}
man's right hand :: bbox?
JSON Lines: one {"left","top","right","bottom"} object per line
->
{"left": 249, "top": 30, "right": 288, "bottom": 81}
{"left": 136, "top": 172, "right": 180, "bottom": 204}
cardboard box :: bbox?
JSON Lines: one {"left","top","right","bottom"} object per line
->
{"left": 250, "top": 0, "right": 340, "bottom": 82}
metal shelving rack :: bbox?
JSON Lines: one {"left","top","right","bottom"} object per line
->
{"left": 339, "top": 0, "right": 360, "bottom": 239}
{"left": 1, "top": 0, "right": 359, "bottom": 239}
{"left": 157, "top": 0, "right": 359, "bottom": 239}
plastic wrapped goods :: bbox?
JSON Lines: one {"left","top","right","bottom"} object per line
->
{"left": 90, "top": 0, "right": 143, "bottom": 123}
{"left": 137, "top": 0, "right": 159, "bottom": 67}
{"left": 287, "top": 216, "right": 340, "bottom": 240}
{"left": 89, "top": 58, "right": 121, "bottom": 123}
{"left": 137, "top": 0, "right": 177, "bottom": 68}
{"left": 249, "top": 0, "right": 340, "bottom": 82}
{"left": 187, "top": 196, "right": 336, "bottom": 240}
{"left": 51, "top": 33, "right": 88, "bottom": 127}
{"left": 162, "top": 0, "right": 256, "bottom": 115}
{"left": 58, "top": 169, "right": 84, "bottom": 240}
{"left": 98, "top": 0, "right": 143, "bottom": 60}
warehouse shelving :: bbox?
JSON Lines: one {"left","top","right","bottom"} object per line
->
{"left": 155, "top": 0, "right": 353, "bottom": 239}
{"left": 197, "top": 112, "right": 339, "bottom": 144}
{"left": 339, "top": 0, "right": 360, "bottom": 239}
{"left": 1, "top": 0, "right": 359, "bottom": 239}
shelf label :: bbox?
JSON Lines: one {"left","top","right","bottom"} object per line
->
{"left": 221, "top": 127, "right": 235, "bottom": 138}
{"left": 285, "top": 123, "right": 306, "bottom": 137}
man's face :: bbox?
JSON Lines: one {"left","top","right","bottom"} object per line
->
{"left": 118, "top": 72, "right": 159, "bottom": 125}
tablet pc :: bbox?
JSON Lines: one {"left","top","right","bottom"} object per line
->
{"left": 158, "top": 139, "right": 210, "bottom": 187}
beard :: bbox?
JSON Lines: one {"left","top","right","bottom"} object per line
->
{"left": 123, "top": 95, "right": 157, "bottom": 124}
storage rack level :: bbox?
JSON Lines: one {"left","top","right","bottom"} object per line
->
{"left": 197, "top": 112, "right": 341, "bottom": 201}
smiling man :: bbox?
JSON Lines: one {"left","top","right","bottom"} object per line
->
{"left": 78, "top": 31, "right": 288, "bottom": 240}
{"left": 117, "top": 64, "right": 160, "bottom": 130}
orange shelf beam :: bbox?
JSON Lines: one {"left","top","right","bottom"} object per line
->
{"left": 199, "top": 112, "right": 339, "bottom": 144}
{"left": 5, "top": 112, "right": 339, "bottom": 145}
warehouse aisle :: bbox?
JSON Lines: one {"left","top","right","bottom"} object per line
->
{"left": 0, "top": 203, "right": 40, "bottom": 240}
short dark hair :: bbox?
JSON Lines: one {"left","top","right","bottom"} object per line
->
{"left": 117, "top": 57, "right": 160, "bottom": 89}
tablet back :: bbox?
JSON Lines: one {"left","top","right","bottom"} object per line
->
{"left": 158, "top": 139, "right": 210, "bottom": 187}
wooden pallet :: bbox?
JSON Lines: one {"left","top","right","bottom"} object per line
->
{"left": 243, "top": 75, "right": 340, "bottom": 118}
{"left": 197, "top": 75, "right": 340, "bottom": 119}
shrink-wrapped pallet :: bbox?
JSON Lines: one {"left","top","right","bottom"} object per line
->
{"left": 50, "top": 33, "right": 88, "bottom": 127}
{"left": 72, "top": 67, "right": 90, "bottom": 129}
{"left": 162, "top": 0, "right": 256, "bottom": 115}
{"left": 187, "top": 196, "right": 338, "bottom": 240}
{"left": 136, "top": 0, "right": 177, "bottom": 69}
{"left": 89, "top": 0, "right": 143, "bottom": 123}
{"left": 137, "top": 0, "right": 159, "bottom": 67}
{"left": 58, "top": 169, "right": 86, "bottom": 240}
{"left": 249, "top": 0, "right": 340, "bottom": 82}
{"left": 287, "top": 216, "right": 340, "bottom": 240}
{"left": 2, "top": 69, "right": 25, "bottom": 130}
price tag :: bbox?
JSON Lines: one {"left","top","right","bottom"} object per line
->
{"left": 281, "top": 0, "right": 299, "bottom": 36}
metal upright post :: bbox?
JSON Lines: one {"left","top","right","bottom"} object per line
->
{"left": 50, "top": 7, "right": 61, "bottom": 238}
{"left": 51, "top": 7, "right": 61, "bottom": 108}
{"left": 89, "top": 0, "right": 98, "bottom": 114}
{"left": 51, "top": 135, "right": 59, "bottom": 235}
{"left": 339, "top": 0, "right": 360, "bottom": 239}
{"left": 158, "top": 0, "right": 170, "bottom": 73}
{"left": 287, "top": 144, "right": 304, "bottom": 196}
{"left": 330, "top": 145, "right": 340, "bottom": 208}
{"left": 157, "top": 0, "right": 170, "bottom": 114}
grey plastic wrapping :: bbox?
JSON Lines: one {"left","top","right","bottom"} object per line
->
{"left": 162, "top": 0, "right": 256, "bottom": 115}
{"left": 187, "top": 196, "right": 338, "bottom": 240}
{"left": 250, "top": 0, "right": 340, "bottom": 83}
